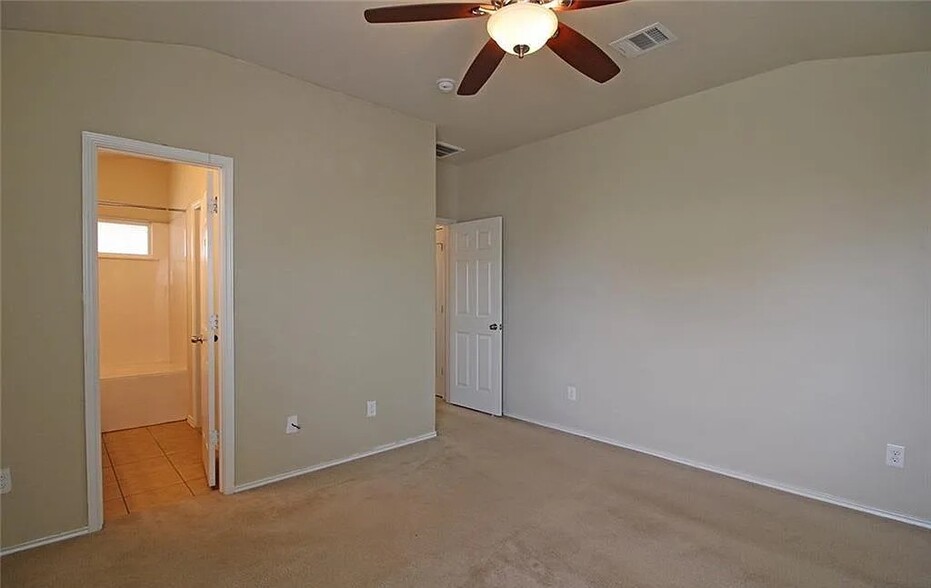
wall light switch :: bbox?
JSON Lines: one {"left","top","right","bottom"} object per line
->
{"left": 366, "top": 400, "right": 377, "bottom": 417}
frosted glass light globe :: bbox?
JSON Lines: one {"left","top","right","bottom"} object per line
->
{"left": 487, "top": 2, "right": 558, "bottom": 57}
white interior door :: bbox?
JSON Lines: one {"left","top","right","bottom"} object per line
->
{"left": 198, "top": 173, "right": 217, "bottom": 487}
{"left": 448, "top": 217, "right": 503, "bottom": 416}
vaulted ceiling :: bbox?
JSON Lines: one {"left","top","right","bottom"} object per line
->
{"left": 4, "top": 1, "right": 930, "bottom": 163}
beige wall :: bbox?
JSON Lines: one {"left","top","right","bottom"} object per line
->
{"left": 168, "top": 213, "right": 187, "bottom": 370}
{"left": 168, "top": 163, "right": 208, "bottom": 210}
{"left": 457, "top": 52, "right": 931, "bottom": 523}
{"left": 436, "top": 162, "right": 459, "bottom": 220}
{"left": 0, "top": 31, "right": 436, "bottom": 548}
{"left": 99, "top": 153, "right": 172, "bottom": 209}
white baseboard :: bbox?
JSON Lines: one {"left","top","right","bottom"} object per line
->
{"left": 507, "top": 413, "right": 931, "bottom": 531}
{"left": 233, "top": 431, "right": 438, "bottom": 493}
{"left": 0, "top": 527, "right": 89, "bottom": 557}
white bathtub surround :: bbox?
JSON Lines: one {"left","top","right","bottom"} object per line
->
{"left": 100, "top": 364, "right": 189, "bottom": 432}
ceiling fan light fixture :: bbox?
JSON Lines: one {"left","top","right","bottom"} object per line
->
{"left": 486, "top": 2, "right": 558, "bottom": 57}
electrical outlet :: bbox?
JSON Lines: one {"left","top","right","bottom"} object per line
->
{"left": 567, "top": 385, "right": 578, "bottom": 402}
{"left": 0, "top": 468, "right": 11, "bottom": 494}
{"left": 366, "top": 400, "right": 377, "bottom": 417}
{"left": 886, "top": 444, "right": 905, "bottom": 468}
{"left": 285, "top": 415, "right": 300, "bottom": 434}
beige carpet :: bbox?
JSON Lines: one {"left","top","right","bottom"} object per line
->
{"left": 3, "top": 401, "right": 930, "bottom": 587}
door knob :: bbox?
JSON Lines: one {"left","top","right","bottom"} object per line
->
{"left": 191, "top": 335, "right": 205, "bottom": 344}
{"left": 489, "top": 323, "right": 502, "bottom": 331}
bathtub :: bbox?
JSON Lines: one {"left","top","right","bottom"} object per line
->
{"left": 101, "top": 363, "right": 190, "bottom": 432}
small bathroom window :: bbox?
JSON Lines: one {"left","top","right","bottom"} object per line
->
{"left": 98, "top": 220, "right": 151, "bottom": 257}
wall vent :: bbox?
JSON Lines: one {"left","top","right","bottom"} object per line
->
{"left": 610, "top": 23, "right": 676, "bottom": 57}
{"left": 436, "top": 141, "right": 464, "bottom": 159}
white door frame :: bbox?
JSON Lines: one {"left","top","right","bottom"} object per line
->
{"left": 81, "top": 131, "right": 236, "bottom": 533}
{"left": 435, "top": 218, "right": 454, "bottom": 400}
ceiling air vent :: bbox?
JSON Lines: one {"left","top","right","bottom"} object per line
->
{"left": 610, "top": 23, "right": 676, "bottom": 57}
{"left": 436, "top": 141, "right": 464, "bottom": 159}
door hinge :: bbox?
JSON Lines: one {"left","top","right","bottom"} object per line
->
{"left": 209, "top": 195, "right": 219, "bottom": 214}
{"left": 209, "top": 429, "right": 219, "bottom": 447}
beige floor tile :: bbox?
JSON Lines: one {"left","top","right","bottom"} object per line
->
{"left": 173, "top": 460, "right": 207, "bottom": 482}
{"left": 106, "top": 432, "right": 159, "bottom": 451}
{"left": 115, "top": 456, "right": 184, "bottom": 495}
{"left": 103, "top": 498, "right": 128, "bottom": 520}
{"left": 104, "top": 428, "right": 152, "bottom": 445}
{"left": 104, "top": 480, "right": 122, "bottom": 502}
{"left": 107, "top": 437, "right": 164, "bottom": 465}
{"left": 157, "top": 435, "right": 202, "bottom": 455}
{"left": 125, "top": 484, "right": 192, "bottom": 512}
{"left": 185, "top": 476, "right": 214, "bottom": 496}
{"left": 148, "top": 421, "right": 196, "bottom": 439}
{"left": 167, "top": 449, "right": 201, "bottom": 467}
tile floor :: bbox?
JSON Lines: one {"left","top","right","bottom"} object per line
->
{"left": 102, "top": 421, "right": 214, "bottom": 520}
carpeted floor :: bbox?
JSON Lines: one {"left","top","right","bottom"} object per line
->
{"left": 3, "top": 400, "right": 930, "bottom": 587}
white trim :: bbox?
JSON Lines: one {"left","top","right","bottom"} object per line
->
{"left": 216, "top": 158, "right": 236, "bottom": 495}
{"left": 0, "top": 527, "right": 90, "bottom": 557}
{"left": 81, "top": 137, "right": 104, "bottom": 534}
{"left": 81, "top": 132, "right": 237, "bottom": 536}
{"left": 435, "top": 217, "right": 453, "bottom": 403}
{"left": 233, "top": 431, "right": 437, "bottom": 493}
{"left": 507, "top": 413, "right": 931, "bottom": 530}
{"left": 434, "top": 225, "right": 448, "bottom": 400}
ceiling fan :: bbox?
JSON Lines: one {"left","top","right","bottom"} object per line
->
{"left": 364, "top": 0, "right": 628, "bottom": 95}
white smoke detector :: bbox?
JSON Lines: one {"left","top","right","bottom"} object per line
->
{"left": 436, "top": 78, "right": 457, "bottom": 93}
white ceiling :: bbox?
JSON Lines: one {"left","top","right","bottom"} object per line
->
{"left": 4, "top": 1, "right": 930, "bottom": 163}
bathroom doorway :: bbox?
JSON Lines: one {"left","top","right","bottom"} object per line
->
{"left": 435, "top": 221, "right": 449, "bottom": 400}
{"left": 82, "top": 133, "right": 234, "bottom": 531}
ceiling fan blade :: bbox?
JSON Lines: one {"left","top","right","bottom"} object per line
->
{"left": 553, "top": 0, "right": 630, "bottom": 11}
{"left": 546, "top": 22, "right": 620, "bottom": 83}
{"left": 364, "top": 3, "right": 483, "bottom": 23}
{"left": 457, "top": 39, "right": 506, "bottom": 95}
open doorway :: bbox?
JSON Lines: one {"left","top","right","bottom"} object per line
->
{"left": 82, "top": 133, "right": 234, "bottom": 531}
{"left": 435, "top": 221, "right": 450, "bottom": 400}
